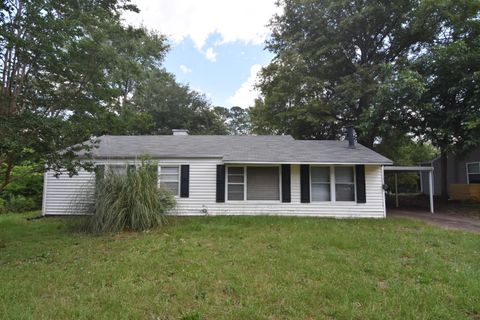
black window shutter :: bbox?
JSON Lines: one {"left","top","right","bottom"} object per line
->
{"left": 300, "top": 164, "right": 310, "bottom": 203}
{"left": 355, "top": 165, "right": 366, "bottom": 203}
{"left": 180, "top": 165, "right": 190, "bottom": 198}
{"left": 216, "top": 165, "right": 225, "bottom": 202}
{"left": 281, "top": 164, "right": 291, "bottom": 203}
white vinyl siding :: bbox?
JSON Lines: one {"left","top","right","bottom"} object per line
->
{"left": 159, "top": 166, "right": 180, "bottom": 195}
{"left": 42, "top": 170, "right": 95, "bottom": 215}
{"left": 43, "top": 159, "right": 385, "bottom": 218}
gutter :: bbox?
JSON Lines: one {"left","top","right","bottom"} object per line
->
{"left": 222, "top": 161, "right": 393, "bottom": 165}
{"left": 77, "top": 155, "right": 225, "bottom": 160}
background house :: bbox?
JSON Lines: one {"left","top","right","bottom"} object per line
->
{"left": 421, "top": 146, "right": 480, "bottom": 199}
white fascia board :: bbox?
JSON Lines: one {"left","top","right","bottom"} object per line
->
{"left": 223, "top": 161, "right": 391, "bottom": 165}
{"left": 384, "top": 166, "right": 434, "bottom": 171}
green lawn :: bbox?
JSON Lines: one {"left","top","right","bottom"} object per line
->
{"left": 1, "top": 213, "right": 479, "bottom": 320}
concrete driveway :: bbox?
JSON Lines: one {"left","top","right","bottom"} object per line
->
{"left": 388, "top": 209, "right": 480, "bottom": 233}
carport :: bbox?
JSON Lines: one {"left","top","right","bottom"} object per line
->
{"left": 384, "top": 166, "right": 434, "bottom": 213}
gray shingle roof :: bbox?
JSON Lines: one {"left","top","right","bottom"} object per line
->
{"left": 83, "top": 135, "right": 392, "bottom": 164}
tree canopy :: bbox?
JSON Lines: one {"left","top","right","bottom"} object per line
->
{"left": 0, "top": 0, "right": 228, "bottom": 193}
{"left": 251, "top": 0, "right": 480, "bottom": 150}
{"left": 1, "top": 0, "right": 139, "bottom": 191}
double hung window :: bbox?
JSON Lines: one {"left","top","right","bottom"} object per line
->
{"left": 160, "top": 166, "right": 180, "bottom": 195}
{"left": 227, "top": 166, "right": 280, "bottom": 201}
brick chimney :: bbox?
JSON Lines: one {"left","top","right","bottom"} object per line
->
{"left": 346, "top": 126, "right": 355, "bottom": 148}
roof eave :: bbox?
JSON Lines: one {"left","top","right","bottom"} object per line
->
{"left": 223, "top": 160, "right": 393, "bottom": 165}
{"left": 77, "top": 154, "right": 224, "bottom": 160}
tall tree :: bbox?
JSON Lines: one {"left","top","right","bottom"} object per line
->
{"left": 252, "top": 0, "right": 454, "bottom": 145}
{"left": 228, "top": 106, "right": 251, "bottom": 135}
{"left": 413, "top": 1, "right": 480, "bottom": 196}
{"left": 214, "top": 106, "right": 251, "bottom": 135}
{"left": 376, "top": 132, "right": 438, "bottom": 193}
{"left": 106, "top": 25, "right": 168, "bottom": 109}
{"left": 0, "top": 0, "right": 168, "bottom": 191}
{"left": 133, "top": 70, "right": 228, "bottom": 135}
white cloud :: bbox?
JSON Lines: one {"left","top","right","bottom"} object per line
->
{"left": 204, "top": 47, "right": 217, "bottom": 62}
{"left": 228, "top": 64, "right": 262, "bottom": 108}
{"left": 179, "top": 64, "right": 192, "bottom": 73}
{"left": 123, "top": 0, "right": 280, "bottom": 50}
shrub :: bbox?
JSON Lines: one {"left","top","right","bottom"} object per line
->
{"left": 1, "top": 162, "right": 43, "bottom": 211}
{"left": 74, "top": 161, "right": 176, "bottom": 234}
{"left": 0, "top": 198, "right": 6, "bottom": 214}
{"left": 6, "top": 195, "right": 38, "bottom": 212}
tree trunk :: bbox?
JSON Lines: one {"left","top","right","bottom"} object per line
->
{"left": 0, "top": 156, "right": 15, "bottom": 193}
{"left": 440, "top": 149, "right": 448, "bottom": 200}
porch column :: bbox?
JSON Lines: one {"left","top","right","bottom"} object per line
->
{"left": 429, "top": 170, "right": 434, "bottom": 213}
{"left": 394, "top": 172, "right": 399, "bottom": 208}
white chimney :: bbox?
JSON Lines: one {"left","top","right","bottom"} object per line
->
{"left": 172, "top": 129, "right": 189, "bottom": 136}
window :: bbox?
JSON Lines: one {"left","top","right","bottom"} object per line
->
{"left": 247, "top": 167, "right": 279, "bottom": 200}
{"left": 227, "top": 166, "right": 280, "bottom": 201}
{"left": 467, "top": 162, "right": 480, "bottom": 184}
{"left": 335, "top": 166, "right": 355, "bottom": 201}
{"left": 311, "top": 166, "right": 330, "bottom": 201}
{"left": 227, "top": 167, "right": 245, "bottom": 200}
{"left": 310, "top": 166, "right": 356, "bottom": 202}
{"left": 108, "top": 164, "right": 128, "bottom": 176}
{"left": 160, "top": 166, "right": 180, "bottom": 195}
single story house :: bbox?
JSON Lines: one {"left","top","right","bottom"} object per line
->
{"left": 421, "top": 145, "right": 480, "bottom": 197}
{"left": 42, "top": 130, "right": 393, "bottom": 218}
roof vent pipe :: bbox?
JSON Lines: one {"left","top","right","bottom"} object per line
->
{"left": 172, "top": 129, "right": 189, "bottom": 136}
{"left": 346, "top": 126, "right": 356, "bottom": 149}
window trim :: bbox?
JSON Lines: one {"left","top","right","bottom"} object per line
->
{"left": 159, "top": 165, "right": 181, "bottom": 197}
{"left": 466, "top": 162, "right": 480, "bottom": 184}
{"left": 225, "top": 165, "right": 282, "bottom": 202}
{"left": 310, "top": 165, "right": 357, "bottom": 203}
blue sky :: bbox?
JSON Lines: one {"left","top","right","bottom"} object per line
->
{"left": 123, "top": 0, "right": 280, "bottom": 108}
{"left": 163, "top": 34, "right": 274, "bottom": 107}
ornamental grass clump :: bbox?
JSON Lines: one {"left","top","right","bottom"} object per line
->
{"left": 76, "top": 162, "right": 176, "bottom": 234}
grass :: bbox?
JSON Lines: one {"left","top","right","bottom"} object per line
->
{"left": 1, "top": 213, "right": 479, "bottom": 319}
